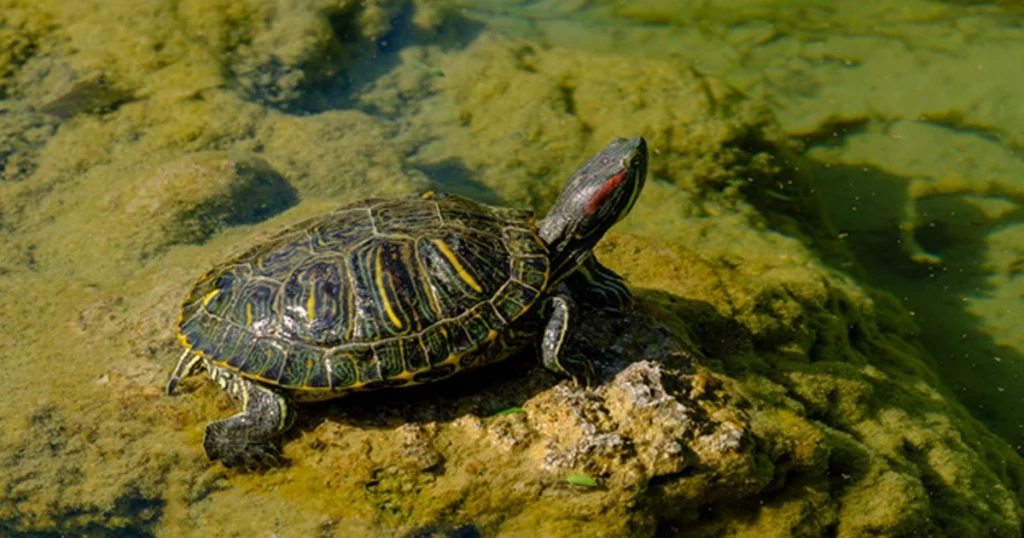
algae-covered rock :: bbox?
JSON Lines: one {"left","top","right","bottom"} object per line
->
{"left": 123, "top": 151, "right": 298, "bottom": 257}
{"left": 277, "top": 302, "right": 754, "bottom": 537}
{"left": 0, "top": 0, "right": 454, "bottom": 114}
{"left": 0, "top": 102, "right": 56, "bottom": 182}
{"left": 598, "top": 233, "right": 1023, "bottom": 537}
{"left": 25, "top": 151, "right": 297, "bottom": 282}
{"left": 175, "top": 0, "right": 453, "bottom": 110}
{"left": 0, "top": 2, "right": 52, "bottom": 99}
{"left": 258, "top": 109, "right": 432, "bottom": 201}
{"left": 406, "top": 35, "right": 832, "bottom": 262}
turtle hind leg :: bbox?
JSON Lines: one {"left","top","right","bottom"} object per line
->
{"left": 167, "top": 350, "right": 204, "bottom": 395}
{"left": 203, "top": 367, "right": 294, "bottom": 470}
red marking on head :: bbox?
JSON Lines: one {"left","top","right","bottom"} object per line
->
{"left": 586, "top": 170, "right": 627, "bottom": 215}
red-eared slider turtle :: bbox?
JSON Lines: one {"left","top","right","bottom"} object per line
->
{"left": 168, "top": 137, "right": 648, "bottom": 468}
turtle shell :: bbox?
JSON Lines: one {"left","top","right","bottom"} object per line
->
{"left": 176, "top": 194, "right": 550, "bottom": 399}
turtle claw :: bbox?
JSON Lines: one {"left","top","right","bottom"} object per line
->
{"left": 240, "top": 445, "right": 286, "bottom": 471}
{"left": 203, "top": 422, "right": 284, "bottom": 470}
{"left": 223, "top": 445, "right": 285, "bottom": 471}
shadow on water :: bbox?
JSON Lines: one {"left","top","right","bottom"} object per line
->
{"left": 413, "top": 158, "right": 506, "bottom": 206}
{"left": 809, "top": 158, "right": 1024, "bottom": 452}
{"left": 335, "top": 12, "right": 487, "bottom": 116}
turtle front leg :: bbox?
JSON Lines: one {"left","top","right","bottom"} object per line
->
{"left": 538, "top": 289, "right": 595, "bottom": 387}
{"left": 564, "top": 254, "right": 631, "bottom": 308}
{"left": 203, "top": 367, "right": 294, "bottom": 469}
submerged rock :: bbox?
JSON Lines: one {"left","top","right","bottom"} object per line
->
{"left": 22, "top": 150, "right": 298, "bottom": 283}
{"left": 122, "top": 151, "right": 298, "bottom": 258}
{"left": 0, "top": 102, "right": 57, "bottom": 183}
{"left": 175, "top": 0, "right": 454, "bottom": 111}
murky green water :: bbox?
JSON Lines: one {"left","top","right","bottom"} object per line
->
{"left": 0, "top": 1, "right": 1021, "bottom": 536}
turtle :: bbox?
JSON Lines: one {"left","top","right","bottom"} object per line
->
{"left": 168, "top": 136, "right": 648, "bottom": 468}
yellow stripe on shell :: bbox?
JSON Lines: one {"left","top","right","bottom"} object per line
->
{"left": 375, "top": 248, "right": 404, "bottom": 330}
{"left": 439, "top": 354, "right": 463, "bottom": 367}
{"left": 306, "top": 290, "right": 316, "bottom": 323}
{"left": 432, "top": 239, "right": 483, "bottom": 293}
{"left": 201, "top": 289, "right": 220, "bottom": 306}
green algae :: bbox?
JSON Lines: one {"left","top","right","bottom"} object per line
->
{"left": 491, "top": 407, "right": 524, "bottom": 417}
{"left": 564, "top": 474, "right": 599, "bottom": 488}
{"left": 0, "top": 0, "right": 1021, "bottom": 537}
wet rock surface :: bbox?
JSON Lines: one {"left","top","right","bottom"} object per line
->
{"left": 267, "top": 304, "right": 753, "bottom": 537}
{"left": 174, "top": 0, "right": 452, "bottom": 111}
{"left": 0, "top": 103, "right": 57, "bottom": 183}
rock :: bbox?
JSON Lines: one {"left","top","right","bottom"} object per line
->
{"left": 532, "top": 360, "right": 716, "bottom": 480}
{"left": 21, "top": 149, "right": 297, "bottom": 283}
{"left": 121, "top": 151, "right": 297, "bottom": 259}
{"left": 0, "top": 101, "right": 57, "bottom": 183}
{"left": 259, "top": 109, "right": 431, "bottom": 202}
{"left": 282, "top": 303, "right": 755, "bottom": 537}
{"left": 175, "top": 0, "right": 452, "bottom": 110}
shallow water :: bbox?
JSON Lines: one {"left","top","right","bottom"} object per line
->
{"left": 465, "top": 0, "right": 1024, "bottom": 458}
{"left": 0, "top": 0, "right": 1021, "bottom": 536}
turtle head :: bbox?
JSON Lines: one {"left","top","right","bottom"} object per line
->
{"left": 538, "top": 136, "right": 647, "bottom": 281}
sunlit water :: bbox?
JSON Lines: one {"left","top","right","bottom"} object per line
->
{"left": 461, "top": 0, "right": 1024, "bottom": 447}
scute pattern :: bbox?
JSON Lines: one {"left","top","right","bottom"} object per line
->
{"left": 309, "top": 208, "right": 375, "bottom": 252}
{"left": 347, "top": 237, "right": 433, "bottom": 339}
{"left": 371, "top": 200, "right": 441, "bottom": 234}
{"left": 229, "top": 281, "right": 276, "bottom": 333}
{"left": 177, "top": 195, "right": 550, "bottom": 396}
{"left": 254, "top": 238, "right": 311, "bottom": 279}
{"left": 417, "top": 234, "right": 511, "bottom": 316}
{"left": 281, "top": 257, "right": 349, "bottom": 344}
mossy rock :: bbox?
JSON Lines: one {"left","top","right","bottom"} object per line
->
{"left": 123, "top": 151, "right": 297, "bottom": 259}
